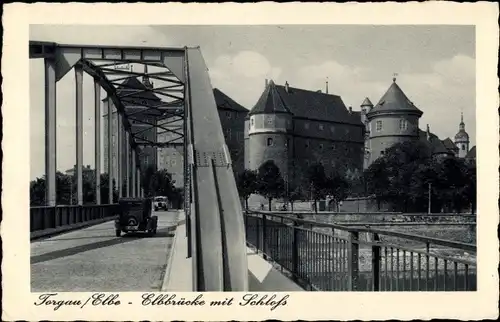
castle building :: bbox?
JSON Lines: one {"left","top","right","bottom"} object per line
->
{"left": 103, "top": 66, "right": 160, "bottom": 188}
{"left": 245, "top": 77, "right": 475, "bottom": 190}
{"left": 155, "top": 87, "right": 248, "bottom": 188}
{"left": 244, "top": 79, "right": 365, "bottom": 188}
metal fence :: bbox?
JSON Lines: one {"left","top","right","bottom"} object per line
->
{"left": 30, "top": 204, "right": 119, "bottom": 232}
{"left": 244, "top": 210, "right": 476, "bottom": 292}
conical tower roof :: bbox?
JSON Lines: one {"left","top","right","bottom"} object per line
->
{"left": 361, "top": 97, "right": 373, "bottom": 107}
{"left": 367, "top": 79, "right": 423, "bottom": 116}
{"left": 248, "top": 80, "right": 291, "bottom": 115}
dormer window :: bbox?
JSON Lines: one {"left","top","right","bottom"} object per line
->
{"left": 376, "top": 120, "right": 383, "bottom": 132}
{"left": 267, "top": 117, "right": 273, "bottom": 125}
{"left": 305, "top": 140, "right": 310, "bottom": 148}
{"left": 226, "top": 111, "right": 232, "bottom": 119}
{"left": 319, "top": 124, "right": 324, "bottom": 130}
{"left": 267, "top": 138, "right": 273, "bottom": 146}
{"left": 319, "top": 143, "right": 323, "bottom": 150}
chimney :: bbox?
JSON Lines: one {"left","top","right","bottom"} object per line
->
{"left": 348, "top": 106, "right": 353, "bottom": 114}
{"left": 326, "top": 79, "right": 329, "bottom": 94}
{"left": 285, "top": 81, "right": 289, "bottom": 93}
{"left": 426, "top": 124, "right": 431, "bottom": 140}
{"left": 265, "top": 78, "right": 268, "bottom": 87}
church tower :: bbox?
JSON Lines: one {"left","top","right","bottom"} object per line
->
{"left": 366, "top": 77, "right": 423, "bottom": 166}
{"left": 454, "top": 111, "right": 470, "bottom": 158}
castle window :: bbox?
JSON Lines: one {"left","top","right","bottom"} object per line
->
{"left": 399, "top": 119, "right": 408, "bottom": 131}
{"left": 330, "top": 125, "right": 335, "bottom": 133}
{"left": 251, "top": 118, "right": 254, "bottom": 126}
{"left": 462, "top": 144, "right": 465, "bottom": 150}
{"left": 305, "top": 160, "right": 310, "bottom": 167}
{"left": 332, "top": 143, "right": 336, "bottom": 150}
{"left": 285, "top": 138, "right": 290, "bottom": 147}
{"left": 305, "top": 140, "right": 310, "bottom": 148}
{"left": 319, "top": 143, "right": 324, "bottom": 150}
{"left": 171, "top": 159, "right": 176, "bottom": 166}
{"left": 376, "top": 120, "right": 383, "bottom": 132}
{"left": 319, "top": 124, "right": 324, "bottom": 130}
{"left": 267, "top": 138, "right": 273, "bottom": 146}
{"left": 304, "top": 122, "right": 310, "bottom": 129}
{"left": 226, "top": 111, "right": 232, "bottom": 119}
{"left": 267, "top": 117, "right": 273, "bottom": 125}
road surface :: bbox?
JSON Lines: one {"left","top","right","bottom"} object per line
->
{"left": 31, "top": 210, "right": 180, "bottom": 292}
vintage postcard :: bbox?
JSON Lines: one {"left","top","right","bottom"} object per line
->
{"left": 2, "top": 2, "right": 499, "bottom": 321}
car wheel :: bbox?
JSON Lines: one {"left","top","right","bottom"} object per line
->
{"left": 115, "top": 230, "right": 121, "bottom": 237}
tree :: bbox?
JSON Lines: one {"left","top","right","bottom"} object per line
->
{"left": 256, "top": 160, "right": 285, "bottom": 211}
{"left": 325, "top": 170, "right": 350, "bottom": 212}
{"left": 288, "top": 184, "right": 305, "bottom": 212}
{"left": 149, "top": 169, "right": 174, "bottom": 198}
{"left": 306, "top": 163, "right": 328, "bottom": 213}
{"left": 236, "top": 169, "right": 258, "bottom": 210}
{"left": 142, "top": 165, "right": 157, "bottom": 197}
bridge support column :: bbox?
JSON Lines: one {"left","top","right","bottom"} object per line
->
{"left": 131, "top": 149, "right": 136, "bottom": 197}
{"left": 107, "top": 99, "right": 113, "bottom": 203}
{"left": 136, "top": 168, "right": 141, "bottom": 198}
{"left": 125, "top": 132, "right": 130, "bottom": 197}
{"left": 94, "top": 78, "right": 101, "bottom": 205}
{"left": 117, "top": 114, "right": 122, "bottom": 199}
{"left": 44, "top": 58, "right": 57, "bottom": 206}
{"left": 75, "top": 64, "right": 84, "bottom": 206}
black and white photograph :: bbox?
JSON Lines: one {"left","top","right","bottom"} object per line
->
{"left": 28, "top": 23, "right": 478, "bottom": 292}
{"left": 2, "top": 2, "right": 499, "bottom": 321}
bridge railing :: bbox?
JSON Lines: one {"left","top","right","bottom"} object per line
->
{"left": 244, "top": 210, "right": 477, "bottom": 292}
{"left": 30, "top": 204, "right": 119, "bottom": 233}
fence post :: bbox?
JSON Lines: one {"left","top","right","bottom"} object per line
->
{"left": 262, "top": 214, "right": 268, "bottom": 260}
{"left": 291, "top": 221, "right": 299, "bottom": 281}
{"left": 347, "top": 231, "right": 360, "bottom": 291}
{"left": 371, "top": 233, "right": 381, "bottom": 291}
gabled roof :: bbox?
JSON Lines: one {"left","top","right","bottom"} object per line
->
{"left": 213, "top": 88, "right": 248, "bottom": 113}
{"left": 249, "top": 80, "right": 291, "bottom": 115}
{"left": 442, "top": 137, "right": 458, "bottom": 151}
{"left": 249, "top": 80, "right": 362, "bottom": 125}
{"left": 466, "top": 146, "right": 476, "bottom": 159}
{"left": 418, "top": 129, "right": 451, "bottom": 156}
{"left": 368, "top": 80, "right": 423, "bottom": 116}
{"left": 104, "top": 77, "right": 161, "bottom": 102}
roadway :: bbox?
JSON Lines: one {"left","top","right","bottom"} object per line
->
{"left": 30, "top": 210, "right": 180, "bottom": 292}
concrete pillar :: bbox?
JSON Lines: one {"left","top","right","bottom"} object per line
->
{"left": 107, "top": 99, "right": 113, "bottom": 204}
{"left": 75, "top": 65, "right": 84, "bottom": 206}
{"left": 131, "top": 149, "right": 136, "bottom": 197}
{"left": 117, "top": 114, "right": 122, "bottom": 199}
{"left": 44, "top": 58, "right": 57, "bottom": 206}
{"left": 125, "top": 132, "right": 130, "bottom": 197}
{"left": 94, "top": 78, "right": 101, "bottom": 204}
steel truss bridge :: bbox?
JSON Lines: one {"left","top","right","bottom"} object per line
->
{"left": 29, "top": 41, "right": 248, "bottom": 291}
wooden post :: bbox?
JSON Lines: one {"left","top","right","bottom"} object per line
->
{"left": 371, "top": 233, "right": 381, "bottom": 291}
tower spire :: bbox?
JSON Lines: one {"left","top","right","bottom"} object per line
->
{"left": 393, "top": 72, "right": 398, "bottom": 83}
{"left": 459, "top": 109, "right": 465, "bottom": 130}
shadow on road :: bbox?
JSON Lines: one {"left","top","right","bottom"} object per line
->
{"left": 31, "top": 226, "right": 177, "bottom": 264}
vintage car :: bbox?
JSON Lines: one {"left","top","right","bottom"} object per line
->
{"left": 153, "top": 196, "right": 169, "bottom": 211}
{"left": 114, "top": 197, "right": 158, "bottom": 237}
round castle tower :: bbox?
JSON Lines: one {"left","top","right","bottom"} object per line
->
{"left": 246, "top": 79, "right": 293, "bottom": 182}
{"left": 366, "top": 78, "right": 423, "bottom": 165}
{"left": 454, "top": 111, "right": 470, "bottom": 158}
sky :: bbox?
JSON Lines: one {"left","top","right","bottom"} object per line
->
{"left": 29, "top": 25, "right": 476, "bottom": 180}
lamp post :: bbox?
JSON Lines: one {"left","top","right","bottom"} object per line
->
{"left": 428, "top": 182, "right": 432, "bottom": 214}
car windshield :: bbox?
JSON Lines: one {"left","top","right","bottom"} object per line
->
{"left": 154, "top": 197, "right": 166, "bottom": 202}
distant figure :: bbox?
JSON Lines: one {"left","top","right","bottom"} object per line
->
{"left": 260, "top": 203, "right": 265, "bottom": 211}
{"left": 281, "top": 204, "right": 287, "bottom": 211}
